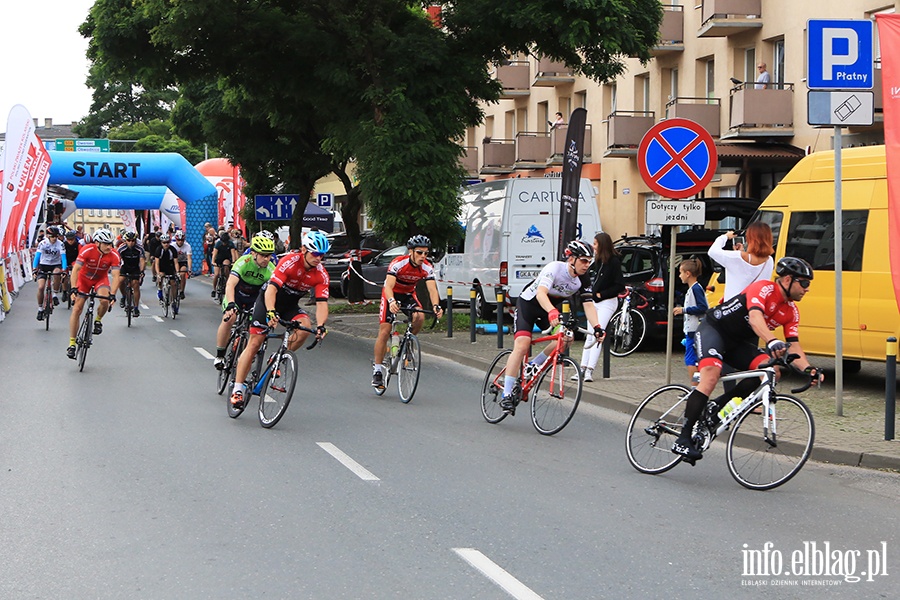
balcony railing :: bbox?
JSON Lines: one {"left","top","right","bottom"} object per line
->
{"left": 460, "top": 146, "right": 479, "bottom": 176}
{"left": 723, "top": 82, "right": 794, "bottom": 139}
{"left": 698, "top": 0, "right": 762, "bottom": 38}
{"left": 652, "top": 5, "right": 684, "bottom": 56}
{"left": 548, "top": 124, "right": 593, "bottom": 164}
{"left": 665, "top": 97, "right": 721, "bottom": 138}
{"left": 604, "top": 111, "right": 654, "bottom": 157}
{"left": 494, "top": 61, "right": 530, "bottom": 98}
{"left": 515, "top": 131, "right": 552, "bottom": 167}
{"left": 532, "top": 57, "right": 575, "bottom": 87}
{"left": 481, "top": 138, "right": 516, "bottom": 174}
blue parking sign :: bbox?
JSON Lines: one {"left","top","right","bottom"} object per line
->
{"left": 807, "top": 19, "right": 873, "bottom": 89}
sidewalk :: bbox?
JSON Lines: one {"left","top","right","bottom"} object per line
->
{"left": 328, "top": 306, "right": 900, "bottom": 472}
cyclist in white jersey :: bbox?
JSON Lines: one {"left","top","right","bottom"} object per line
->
{"left": 33, "top": 226, "right": 67, "bottom": 320}
{"left": 500, "top": 239, "right": 605, "bottom": 413}
{"left": 172, "top": 231, "right": 192, "bottom": 299}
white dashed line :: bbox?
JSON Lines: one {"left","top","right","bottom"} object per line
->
{"left": 152, "top": 316, "right": 163, "bottom": 323}
{"left": 170, "top": 330, "right": 185, "bottom": 338}
{"left": 316, "top": 442, "right": 380, "bottom": 481}
{"left": 194, "top": 347, "right": 215, "bottom": 360}
{"left": 453, "top": 548, "right": 544, "bottom": 600}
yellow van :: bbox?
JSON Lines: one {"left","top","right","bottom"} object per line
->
{"left": 753, "top": 145, "right": 899, "bottom": 364}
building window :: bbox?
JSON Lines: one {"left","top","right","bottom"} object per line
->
{"left": 774, "top": 40, "right": 785, "bottom": 84}
{"left": 744, "top": 48, "right": 756, "bottom": 84}
{"left": 706, "top": 59, "right": 715, "bottom": 99}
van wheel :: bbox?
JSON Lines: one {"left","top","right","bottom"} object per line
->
{"left": 842, "top": 359, "right": 862, "bottom": 375}
{"left": 475, "top": 286, "right": 494, "bottom": 320}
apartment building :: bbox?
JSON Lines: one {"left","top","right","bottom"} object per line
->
{"left": 465, "top": 1, "right": 895, "bottom": 238}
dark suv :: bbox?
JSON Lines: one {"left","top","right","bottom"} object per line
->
{"left": 322, "top": 232, "right": 391, "bottom": 296}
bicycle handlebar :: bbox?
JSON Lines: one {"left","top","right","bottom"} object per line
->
{"left": 758, "top": 349, "right": 819, "bottom": 394}
{"left": 74, "top": 290, "right": 115, "bottom": 301}
{"left": 276, "top": 318, "right": 323, "bottom": 350}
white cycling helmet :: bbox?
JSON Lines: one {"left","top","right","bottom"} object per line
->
{"left": 92, "top": 228, "right": 114, "bottom": 244}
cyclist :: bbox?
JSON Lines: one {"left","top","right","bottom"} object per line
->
{"left": 229, "top": 231, "right": 330, "bottom": 410}
{"left": 172, "top": 230, "right": 193, "bottom": 299}
{"left": 371, "top": 235, "right": 444, "bottom": 389}
{"left": 671, "top": 257, "right": 825, "bottom": 463}
{"left": 240, "top": 229, "right": 278, "bottom": 262}
{"left": 213, "top": 233, "right": 276, "bottom": 369}
{"left": 66, "top": 228, "right": 121, "bottom": 359}
{"left": 117, "top": 231, "right": 146, "bottom": 317}
{"left": 61, "top": 229, "right": 83, "bottom": 299}
{"left": 33, "top": 226, "right": 67, "bottom": 320}
{"left": 499, "top": 240, "right": 604, "bottom": 414}
{"left": 154, "top": 234, "right": 181, "bottom": 312}
{"left": 211, "top": 230, "right": 238, "bottom": 298}
{"left": 144, "top": 229, "right": 161, "bottom": 281}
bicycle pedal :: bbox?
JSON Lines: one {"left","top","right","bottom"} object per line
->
{"left": 270, "top": 385, "right": 286, "bottom": 393}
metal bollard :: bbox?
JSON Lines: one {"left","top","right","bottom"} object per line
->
{"left": 470, "top": 286, "right": 477, "bottom": 343}
{"left": 496, "top": 289, "right": 505, "bottom": 349}
{"left": 886, "top": 337, "right": 897, "bottom": 441}
{"left": 446, "top": 286, "right": 453, "bottom": 338}
{"left": 602, "top": 332, "right": 611, "bottom": 379}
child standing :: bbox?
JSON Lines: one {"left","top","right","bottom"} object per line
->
{"left": 673, "top": 259, "right": 707, "bottom": 381}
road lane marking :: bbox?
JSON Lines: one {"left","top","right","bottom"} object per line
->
{"left": 453, "top": 548, "right": 544, "bottom": 600}
{"left": 195, "top": 347, "right": 215, "bottom": 360}
{"left": 152, "top": 316, "right": 163, "bottom": 323}
{"left": 316, "top": 442, "right": 380, "bottom": 481}
{"left": 170, "top": 330, "right": 185, "bottom": 338}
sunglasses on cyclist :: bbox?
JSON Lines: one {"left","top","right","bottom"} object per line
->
{"left": 309, "top": 251, "right": 325, "bottom": 258}
{"left": 413, "top": 250, "right": 428, "bottom": 256}
{"left": 795, "top": 278, "right": 811, "bottom": 289}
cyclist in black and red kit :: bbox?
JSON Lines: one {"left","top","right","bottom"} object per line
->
{"left": 671, "top": 257, "right": 824, "bottom": 462}
{"left": 117, "top": 231, "right": 145, "bottom": 317}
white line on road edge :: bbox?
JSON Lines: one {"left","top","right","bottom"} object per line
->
{"left": 170, "top": 330, "right": 185, "bottom": 338}
{"left": 152, "top": 316, "right": 163, "bottom": 322}
{"left": 453, "top": 548, "right": 544, "bottom": 600}
{"left": 316, "top": 442, "right": 380, "bottom": 481}
{"left": 194, "top": 347, "right": 215, "bottom": 360}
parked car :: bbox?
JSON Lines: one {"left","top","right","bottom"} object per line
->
{"left": 323, "top": 232, "right": 391, "bottom": 296}
{"left": 340, "top": 245, "right": 409, "bottom": 299}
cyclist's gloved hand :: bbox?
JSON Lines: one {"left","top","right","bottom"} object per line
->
{"left": 109, "top": 294, "right": 116, "bottom": 304}
{"left": 593, "top": 325, "right": 605, "bottom": 341}
{"left": 266, "top": 310, "right": 278, "bottom": 326}
{"left": 804, "top": 365, "right": 825, "bottom": 386}
{"left": 316, "top": 325, "right": 327, "bottom": 339}
{"left": 547, "top": 308, "right": 560, "bottom": 325}
{"left": 433, "top": 303, "right": 444, "bottom": 318}
{"left": 225, "top": 302, "right": 237, "bottom": 312}
{"left": 766, "top": 339, "right": 788, "bottom": 356}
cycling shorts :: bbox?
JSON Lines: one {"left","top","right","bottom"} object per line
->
{"left": 379, "top": 292, "right": 419, "bottom": 324}
{"left": 35, "top": 264, "right": 61, "bottom": 279}
{"left": 249, "top": 292, "right": 308, "bottom": 335}
{"left": 225, "top": 287, "right": 261, "bottom": 312}
{"left": 694, "top": 321, "right": 768, "bottom": 372}
{"left": 215, "top": 255, "right": 233, "bottom": 267}
{"left": 512, "top": 296, "right": 562, "bottom": 338}
{"left": 76, "top": 274, "right": 111, "bottom": 294}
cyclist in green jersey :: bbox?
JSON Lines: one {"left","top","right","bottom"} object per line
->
{"left": 214, "top": 234, "right": 277, "bottom": 369}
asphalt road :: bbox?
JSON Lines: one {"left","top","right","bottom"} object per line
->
{"left": 1, "top": 287, "right": 898, "bottom": 599}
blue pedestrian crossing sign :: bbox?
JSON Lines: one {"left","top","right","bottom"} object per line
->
{"left": 254, "top": 194, "right": 300, "bottom": 221}
{"left": 637, "top": 118, "right": 717, "bottom": 199}
{"left": 807, "top": 19, "right": 874, "bottom": 89}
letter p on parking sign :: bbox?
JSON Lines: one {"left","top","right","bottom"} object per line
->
{"left": 808, "top": 19, "right": 873, "bottom": 89}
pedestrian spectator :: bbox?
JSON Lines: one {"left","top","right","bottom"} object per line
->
{"left": 708, "top": 221, "right": 775, "bottom": 302}
{"left": 273, "top": 232, "right": 286, "bottom": 255}
{"left": 673, "top": 258, "right": 707, "bottom": 381}
{"left": 549, "top": 111, "right": 565, "bottom": 130}
{"left": 574, "top": 232, "right": 625, "bottom": 382}
{"left": 755, "top": 62, "right": 770, "bottom": 89}
{"left": 204, "top": 222, "right": 216, "bottom": 275}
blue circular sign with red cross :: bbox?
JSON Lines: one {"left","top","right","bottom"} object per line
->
{"left": 637, "top": 118, "right": 717, "bottom": 199}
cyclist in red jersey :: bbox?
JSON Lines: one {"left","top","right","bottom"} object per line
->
{"left": 229, "top": 231, "right": 330, "bottom": 410}
{"left": 671, "top": 257, "right": 824, "bottom": 462}
{"left": 66, "top": 228, "right": 122, "bottom": 359}
{"left": 371, "top": 235, "right": 444, "bottom": 389}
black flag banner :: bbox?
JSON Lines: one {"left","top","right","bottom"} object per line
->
{"left": 556, "top": 108, "right": 587, "bottom": 260}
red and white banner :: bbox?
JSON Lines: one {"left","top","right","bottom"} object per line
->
{"left": 120, "top": 209, "right": 137, "bottom": 233}
{"left": 1, "top": 104, "right": 37, "bottom": 254}
{"left": 876, "top": 13, "right": 900, "bottom": 314}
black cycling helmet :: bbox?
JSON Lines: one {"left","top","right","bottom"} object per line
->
{"left": 776, "top": 257, "right": 814, "bottom": 280}
{"left": 46, "top": 226, "right": 61, "bottom": 237}
{"left": 564, "top": 239, "right": 592, "bottom": 259}
{"left": 407, "top": 234, "right": 431, "bottom": 249}
{"left": 218, "top": 231, "right": 230, "bottom": 242}
{"left": 124, "top": 231, "right": 137, "bottom": 241}
{"left": 64, "top": 230, "right": 77, "bottom": 239}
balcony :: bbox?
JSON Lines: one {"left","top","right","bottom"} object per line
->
{"left": 481, "top": 138, "right": 516, "bottom": 174}
{"left": 722, "top": 83, "right": 794, "bottom": 140}
{"left": 604, "top": 111, "right": 654, "bottom": 157}
{"left": 460, "top": 146, "right": 479, "bottom": 176}
{"left": 665, "top": 97, "right": 720, "bottom": 138}
{"left": 548, "top": 124, "right": 593, "bottom": 164}
{"left": 494, "top": 61, "right": 530, "bottom": 99}
{"left": 515, "top": 132, "right": 552, "bottom": 168}
{"left": 698, "top": 0, "right": 762, "bottom": 38}
{"left": 651, "top": 5, "right": 684, "bottom": 56}
{"left": 532, "top": 57, "right": 575, "bottom": 87}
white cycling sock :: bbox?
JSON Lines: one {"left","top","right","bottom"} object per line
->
{"left": 503, "top": 375, "right": 516, "bottom": 396}
{"left": 373, "top": 364, "right": 385, "bottom": 375}
{"left": 232, "top": 382, "right": 246, "bottom": 395}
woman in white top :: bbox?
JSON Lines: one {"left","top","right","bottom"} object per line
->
{"left": 708, "top": 221, "right": 774, "bottom": 301}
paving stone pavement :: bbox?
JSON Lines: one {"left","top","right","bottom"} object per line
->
{"left": 328, "top": 307, "right": 900, "bottom": 473}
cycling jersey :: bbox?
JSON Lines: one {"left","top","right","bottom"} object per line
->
{"left": 385, "top": 255, "right": 434, "bottom": 295}
{"left": 707, "top": 279, "right": 800, "bottom": 342}
{"left": 33, "top": 239, "right": 66, "bottom": 268}
{"left": 117, "top": 242, "right": 144, "bottom": 274}
{"left": 519, "top": 261, "right": 592, "bottom": 302}
{"left": 63, "top": 239, "right": 83, "bottom": 266}
{"left": 74, "top": 244, "right": 121, "bottom": 292}
{"left": 269, "top": 252, "right": 330, "bottom": 300}
{"left": 154, "top": 245, "right": 180, "bottom": 275}
{"left": 173, "top": 240, "right": 192, "bottom": 264}
{"left": 228, "top": 253, "right": 275, "bottom": 308}
{"left": 213, "top": 239, "right": 236, "bottom": 265}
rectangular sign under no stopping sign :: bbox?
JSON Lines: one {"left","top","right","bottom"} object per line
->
{"left": 645, "top": 199, "right": 706, "bottom": 226}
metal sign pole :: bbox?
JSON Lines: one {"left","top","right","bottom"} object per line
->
{"left": 665, "top": 225, "right": 677, "bottom": 385}
{"left": 834, "top": 127, "right": 844, "bottom": 416}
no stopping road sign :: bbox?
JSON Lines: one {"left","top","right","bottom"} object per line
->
{"left": 637, "top": 118, "right": 717, "bottom": 199}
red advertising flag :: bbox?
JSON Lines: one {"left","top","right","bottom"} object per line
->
{"left": 877, "top": 13, "right": 900, "bottom": 313}
{"left": 1, "top": 105, "right": 36, "bottom": 253}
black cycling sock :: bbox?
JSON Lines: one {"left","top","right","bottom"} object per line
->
{"left": 681, "top": 389, "right": 709, "bottom": 438}
{"left": 712, "top": 377, "right": 759, "bottom": 409}
{"left": 216, "top": 347, "right": 225, "bottom": 357}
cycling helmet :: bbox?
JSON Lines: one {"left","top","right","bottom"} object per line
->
{"left": 257, "top": 230, "right": 275, "bottom": 240}
{"left": 46, "top": 226, "right": 61, "bottom": 237}
{"left": 564, "top": 239, "right": 592, "bottom": 259}
{"left": 92, "top": 228, "right": 114, "bottom": 244}
{"left": 123, "top": 231, "right": 137, "bottom": 241}
{"left": 406, "top": 234, "right": 431, "bottom": 249}
{"left": 159, "top": 233, "right": 171, "bottom": 242}
{"left": 302, "top": 230, "right": 331, "bottom": 254}
{"left": 218, "top": 231, "right": 230, "bottom": 242}
{"left": 251, "top": 234, "right": 275, "bottom": 254}
{"left": 64, "top": 230, "right": 77, "bottom": 239}
{"left": 174, "top": 230, "right": 185, "bottom": 241}
{"left": 776, "top": 257, "right": 814, "bottom": 280}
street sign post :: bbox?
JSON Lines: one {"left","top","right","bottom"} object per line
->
{"left": 254, "top": 194, "right": 300, "bottom": 221}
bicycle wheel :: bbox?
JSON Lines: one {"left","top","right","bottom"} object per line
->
{"left": 126, "top": 288, "right": 133, "bottom": 328}
{"left": 531, "top": 355, "right": 582, "bottom": 435}
{"left": 258, "top": 350, "right": 298, "bottom": 428}
{"left": 171, "top": 285, "right": 180, "bottom": 319}
{"left": 76, "top": 314, "right": 92, "bottom": 372}
{"left": 162, "top": 282, "right": 170, "bottom": 318}
{"left": 397, "top": 335, "right": 421, "bottom": 404}
{"left": 726, "top": 394, "right": 815, "bottom": 491}
{"left": 609, "top": 309, "right": 647, "bottom": 357}
{"left": 44, "top": 292, "right": 52, "bottom": 331}
{"left": 481, "top": 350, "right": 512, "bottom": 424}
{"left": 625, "top": 384, "right": 690, "bottom": 474}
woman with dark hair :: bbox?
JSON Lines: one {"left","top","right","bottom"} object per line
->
{"left": 708, "top": 221, "right": 775, "bottom": 301}
{"left": 574, "top": 232, "right": 625, "bottom": 382}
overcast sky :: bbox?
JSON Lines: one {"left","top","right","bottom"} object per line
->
{"left": 0, "top": 0, "right": 96, "bottom": 127}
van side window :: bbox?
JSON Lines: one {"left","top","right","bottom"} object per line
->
{"left": 784, "top": 210, "right": 867, "bottom": 271}
{"left": 755, "top": 210, "right": 784, "bottom": 249}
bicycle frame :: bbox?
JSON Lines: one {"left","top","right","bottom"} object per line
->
{"left": 517, "top": 327, "right": 572, "bottom": 399}
{"left": 711, "top": 367, "right": 778, "bottom": 443}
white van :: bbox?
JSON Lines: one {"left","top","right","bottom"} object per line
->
{"left": 434, "top": 177, "right": 601, "bottom": 317}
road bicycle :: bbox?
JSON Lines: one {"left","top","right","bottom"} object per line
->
{"left": 159, "top": 274, "right": 181, "bottom": 318}
{"left": 73, "top": 289, "right": 115, "bottom": 372}
{"left": 214, "top": 262, "right": 231, "bottom": 304}
{"left": 481, "top": 321, "right": 583, "bottom": 435}
{"left": 625, "top": 351, "right": 817, "bottom": 490}
{"left": 228, "top": 318, "right": 322, "bottom": 428}
{"left": 120, "top": 273, "right": 142, "bottom": 327}
{"left": 374, "top": 306, "right": 436, "bottom": 403}
{"left": 607, "top": 286, "right": 648, "bottom": 357}
{"left": 217, "top": 307, "right": 252, "bottom": 396}
{"left": 38, "top": 270, "right": 62, "bottom": 331}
